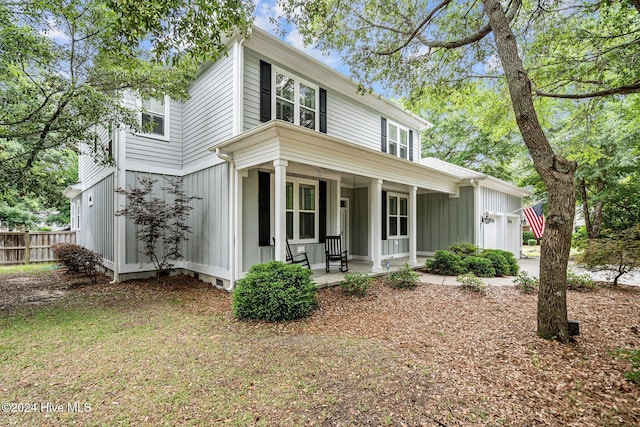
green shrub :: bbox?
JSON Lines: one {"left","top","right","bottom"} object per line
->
{"left": 528, "top": 239, "right": 538, "bottom": 246}
{"left": 425, "top": 250, "right": 466, "bottom": 276}
{"left": 52, "top": 243, "right": 102, "bottom": 283}
{"left": 495, "top": 249, "right": 520, "bottom": 275}
{"left": 571, "top": 226, "right": 588, "bottom": 250}
{"left": 566, "top": 268, "right": 597, "bottom": 291}
{"left": 457, "top": 273, "right": 487, "bottom": 295}
{"left": 481, "top": 250, "right": 511, "bottom": 276}
{"left": 232, "top": 261, "right": 317, "bottom": 322}
{"left": 522, "top": 230, "right": 535, "bottom": 244}
{"left": 339, "top": 272, "right": 372, "bottom": 297}
{"left": 461, "top": 256, "right": 495, "bottom": 277}
{"left": 448, "top": 242, "right": 479, "bottom": 257}
{"left": 513, "top": 271, "right": 538, "bottom": 294}
{"left": 386, "top": 263, "right": 419, "bottom": 289}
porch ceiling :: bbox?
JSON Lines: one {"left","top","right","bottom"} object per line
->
{"left": 210, "top": 120, "right": 462, "bottom": 194}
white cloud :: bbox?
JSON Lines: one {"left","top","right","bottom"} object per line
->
{"left": 40, "top": 17, "right": 70, "bottom": 43}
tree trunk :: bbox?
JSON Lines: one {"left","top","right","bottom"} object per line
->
{"left": 482, "top": 0, "right": 576, "bottom": 343}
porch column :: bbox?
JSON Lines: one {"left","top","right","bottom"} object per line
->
{"left": 334, "top": 177, "right": 341, "bottom": 235}
{"left": 371, "top": 179, "right": 383, "bottom": 273}
{"left": 274, "top": 159, "right": 288, "bottom": 262}
{"left": 409, "top": 186, "right": 418, "bottom": 266}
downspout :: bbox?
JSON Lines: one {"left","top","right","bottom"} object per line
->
{"left": 111, "top": 125, "right": 127, "bottom": 283}
{"left": 469, "top": 179, "right": 481, "bottom": 248}
{"left": 216, "top": 148, "right": 236, "bottom": 289}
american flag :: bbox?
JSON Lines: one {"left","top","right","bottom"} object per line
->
{"left": 524, "top": 202, "right": 545, "bottom": 239}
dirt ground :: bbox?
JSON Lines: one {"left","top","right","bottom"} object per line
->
{"left": 1, "top": 268, "right": 639, "bottom": 426}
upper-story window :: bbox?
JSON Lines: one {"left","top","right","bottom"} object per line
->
{"left": 274, "top": 69, "right": 319, "bottom": 131}
{"left": 141, "top": 96, "right": 169, "bottom": 139}
{"left": 388, "top": 121, "right": 409, "bottom": 159}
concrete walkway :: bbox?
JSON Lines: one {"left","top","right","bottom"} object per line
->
{"left": 418, "top": 256, "right": 640, "bottom": 287}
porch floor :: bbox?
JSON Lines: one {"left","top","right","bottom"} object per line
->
{"left": 312, "top": 256, "right": 429, "bottom": 288}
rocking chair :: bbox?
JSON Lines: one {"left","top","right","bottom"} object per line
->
{"left": 325, "top": 235, "right": 348, "bottom": 273}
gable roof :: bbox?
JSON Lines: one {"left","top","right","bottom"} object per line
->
{"left": 421, "top": 157, "right": 532, "bottom": 198}
{"left": 244, "top": 26, "right": 432, "bottom": 132}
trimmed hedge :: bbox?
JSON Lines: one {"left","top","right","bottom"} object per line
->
{"left": 461, "top": 256, "right": 496, "bottom": 277}
{"left": 425, "top": 243, "right": 520, "bottom": 278}
{"left": 232, "top": 261, "right": 317, "bottom": 322}
{"left": 424, "top": 250, "right": 466, "bottom": 276}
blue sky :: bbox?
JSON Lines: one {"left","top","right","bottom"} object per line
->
{"left": 252, "top": 0, "right": 350, "bottom": 76}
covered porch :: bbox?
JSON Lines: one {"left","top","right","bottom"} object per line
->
{"left": 211, "top": 120, "right": 463, "bottom": 285}
{"left": 311, "top": 255, "right": 430, "bottom": 288}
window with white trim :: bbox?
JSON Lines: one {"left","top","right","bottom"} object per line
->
{"left": 76, "top": 200, "right": 81, "bottom": 230}
{"left": 388, "top": 193, "right": 408, "bottom": 237}
{"left": 141, "top": 96, "right": 169, "bottom": 138}
{"left": 274, "top": 69, "right": 319, "bottom": 131}
{"left": 285, "top": 178, "right": 318, "bottom": 242}
{"left": 388, "top": 121, "right": 409, "bottom": 159}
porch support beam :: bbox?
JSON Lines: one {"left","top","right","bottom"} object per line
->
{"left": 334, "top": 177, "right": 341, "bottom": 235}
{"left": 274, "top": 159, "right": 288, "bottom": 262}
{"left": 371, "top": 179, "right": 383, "bottom": 273}
{"left": 409, "top": 186, "right": 418, "bottom": 266}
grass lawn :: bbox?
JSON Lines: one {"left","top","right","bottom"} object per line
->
{"left": 1, "top": 269, "right": 639, "bottom": 426}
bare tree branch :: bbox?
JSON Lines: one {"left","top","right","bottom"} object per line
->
{"left": 535, "top": 81, "right": 640, "bottom": 99}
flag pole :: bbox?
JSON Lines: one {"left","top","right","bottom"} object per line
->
{"left": 509, "top": 198, "right": 546, "bottom": 215}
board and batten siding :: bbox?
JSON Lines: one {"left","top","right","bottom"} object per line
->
{"left": 79, "top": 174, "right": 114, "bottom": 262}
{"left": 126, "top": 99, "right": 183, "bottom": 169}
{"left": 417, "top": 186, "right": 475, "bottom": 253}
{"left": 183, "top": 54, "right": 235, "bottom": 168}
{"left": 243, "top": 49, "right": 420, "bottom": 162}
{"left": 350, "top": 187, "right": 369, "bottom": 257}
{"left": 181, "top": 164, "right": 230, "bottom": 271}
{"left": 480, "top": 187, "right": 522, "bottom": 214}
{"left": 123, "top": 168, "right": 230, "bottom": 272}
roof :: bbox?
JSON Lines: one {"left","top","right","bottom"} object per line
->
{"left": 420, "top": 157, "right": 532, "bottom": 198}
{"left": 244, "top": 26, "right": 432, "bottom": 132}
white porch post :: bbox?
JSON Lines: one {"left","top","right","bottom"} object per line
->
{"left": 409, "top": 186, "right": 418, "bottom": 266}
{"left": 235, "top": 169, "right": 247, "bottom": 279}
{"left": 371, "top": 179, "right": 383, "bottom": 273}
{"left": 274, "top": 159, "right": 288, "bottom": 262}
{"left": 334, "top": 177, "right": 341, "bottom": 235}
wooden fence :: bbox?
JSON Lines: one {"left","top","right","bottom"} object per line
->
{"left": 0, "top": 231, "right": 76, "bottom": 265}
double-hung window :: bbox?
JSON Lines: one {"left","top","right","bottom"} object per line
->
{"left": 141, "top": 96, "right": 169, "bottom": 138}
{"left": 285, "top": 178, "right": 318, "bottom": 242}
{"left": 388, "top": 194, "right": 408, "bottom": 237}
{"left": 387, "top": 121, "right": 409, "bottom": 159}
{"left": 274, "top": 69, "right": 319, "bottom": 131}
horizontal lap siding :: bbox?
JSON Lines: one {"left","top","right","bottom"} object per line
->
{"left": 327, "top": 91, "right": 380, "bottom": 151}
{"left": 417, "top": 186, "right": 474, "bottom": 252}
{"left": 126, "top": 100, "right": 183, "bottom": 169}
{"left": 244, "top": 51, "right": 261, "bottom": 131}
{"left": 80, "top": 175, "right": 114, "bottom": 262}
{"left": 183, "top": 55, "right": 235, "bottom": 167}
{"left": 79, "top": 126, "right": 112, "bottom": 185}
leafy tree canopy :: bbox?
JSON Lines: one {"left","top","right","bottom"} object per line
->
{"left": 0, "top": 0, "right": 253, "bottom": 222}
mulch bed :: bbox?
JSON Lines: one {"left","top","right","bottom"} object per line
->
{"left": 2, "top": 269, "right": 639, "bottom": 425}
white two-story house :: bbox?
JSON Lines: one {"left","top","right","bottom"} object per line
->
{"left": 64, "top": 26, "right": 530, "bottom": 288}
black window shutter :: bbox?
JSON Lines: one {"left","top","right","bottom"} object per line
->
{"left": 319, "top": 180, "right": 327, "bottom": 243}
{"left": 259, "top": 61, "right": 272, "bottom": 123}
{"left": 409, "top": 130, "right": 414, "bottom": 161}
{"left": 319, "top": 88, "right": 327, "bottom": 133}
{"left": 258, "top": 171, "right": 271, "bottom": 246}
{"left": 380, "top": 117, "right": 387, "bottom": 153}
{"left": 381, "top": 190, "right": 387, "bottom": 241}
